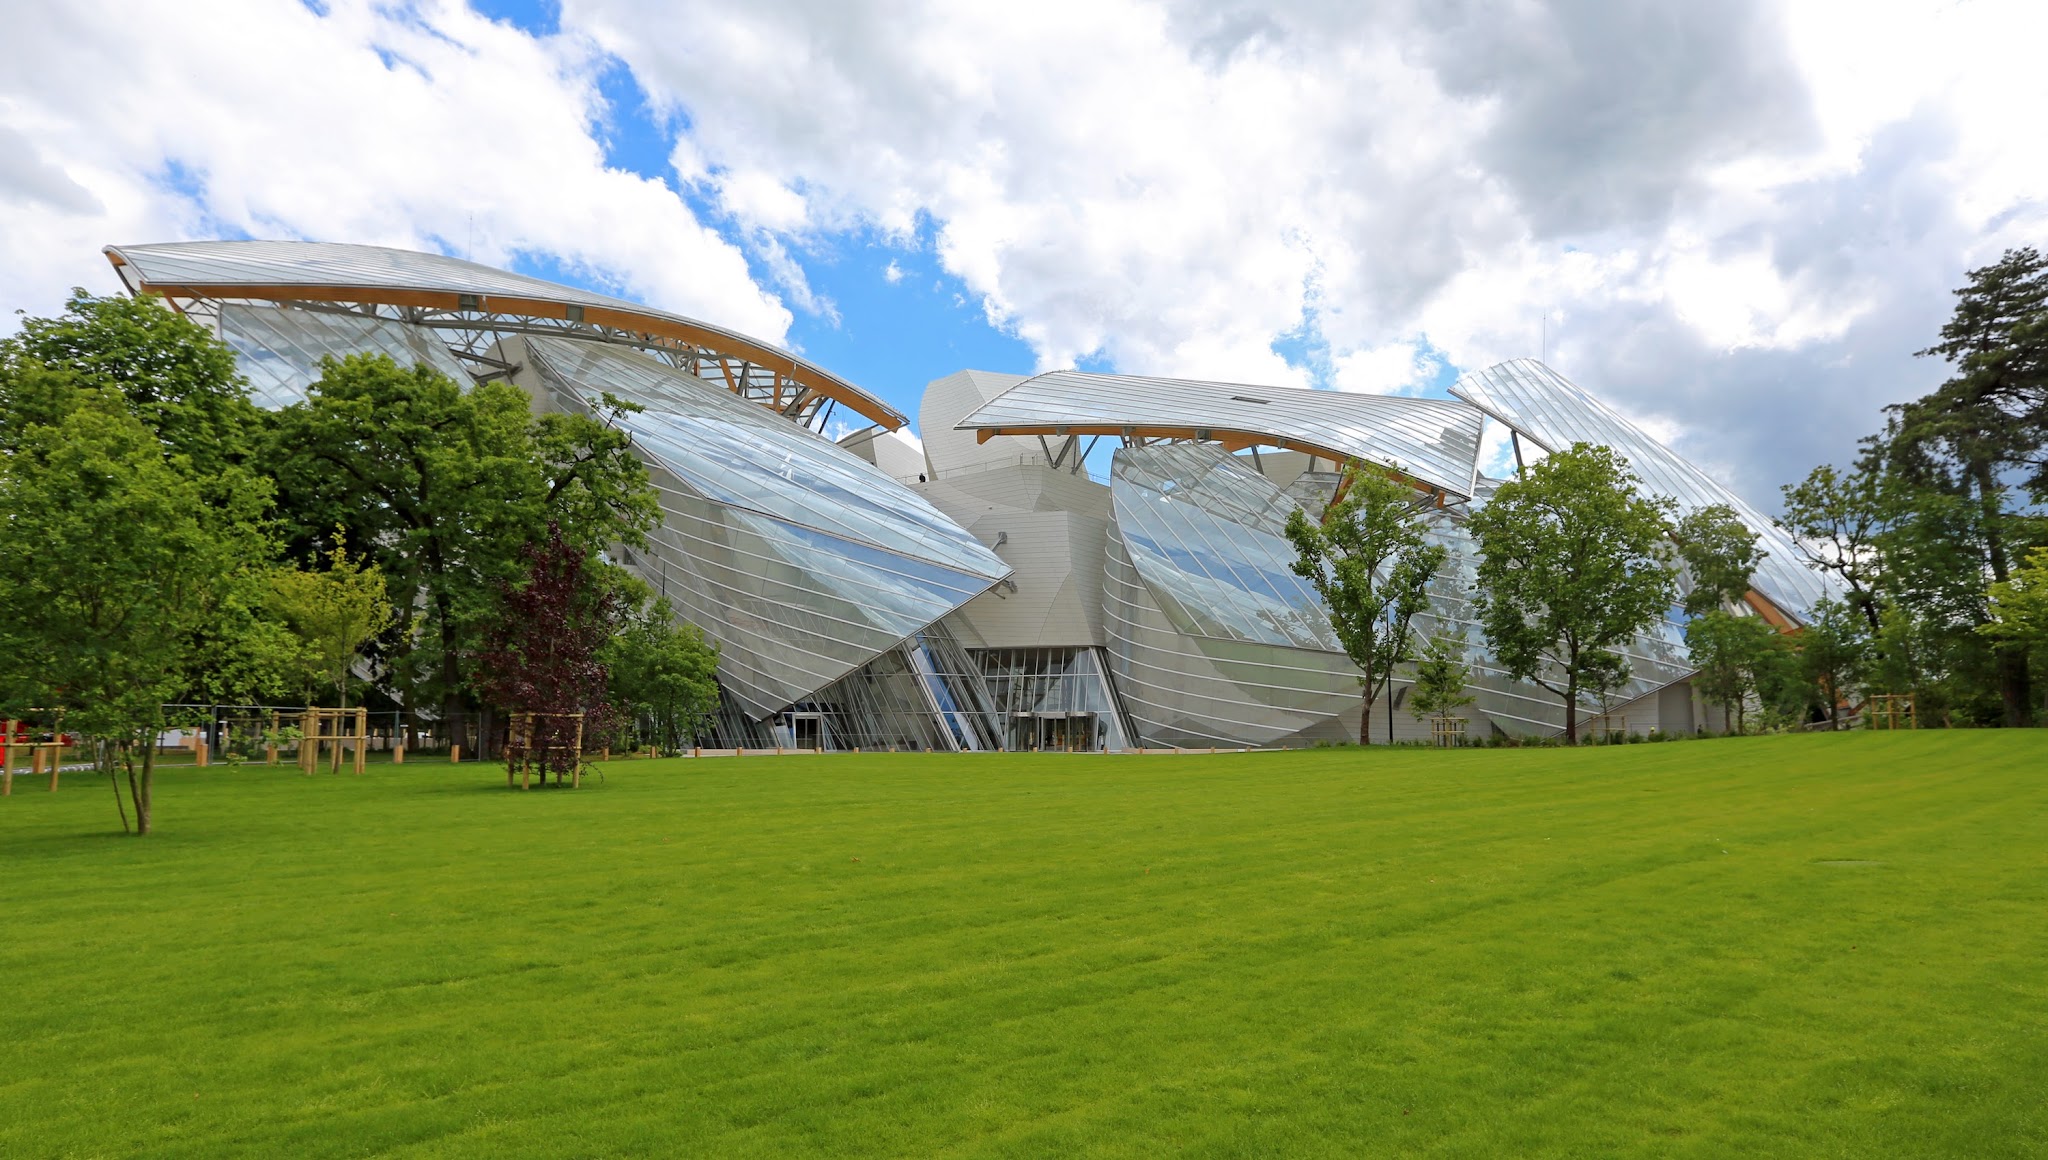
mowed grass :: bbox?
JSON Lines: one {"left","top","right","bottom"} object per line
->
{"left": 3, "top": 735, "right": 2046, "bottom": 1157}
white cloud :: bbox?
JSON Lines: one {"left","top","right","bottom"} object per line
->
{"left": 882, "top": 259, "right": 904, "bottom": 284}
{"left": 7, "top": 0, "right": 2048, "bottom": 509}
{"left": 0, "top": 0, "right": 789, "bottom": 341}
{"left": 560, "top": 0, "right": 2048, "bottom": 504}
{"left": 1331, "top": 341, "right": 1443, "bottom": 397}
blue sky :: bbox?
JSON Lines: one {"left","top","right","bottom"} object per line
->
{"left": 477, "top": 0, "right": 1040, "bottom": 428}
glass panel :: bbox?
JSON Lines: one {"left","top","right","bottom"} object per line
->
{"left": 1450, "top": 359, "right": 1835, "bottom": 620}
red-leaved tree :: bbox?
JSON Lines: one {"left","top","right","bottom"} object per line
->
{"left": 472, "top": 525, "right": 623, "bottom": 785}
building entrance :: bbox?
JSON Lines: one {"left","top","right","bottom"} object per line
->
{"left": 790, "top": 713, "right": 823, "bottom": 751}
{"left": 1013, "top": 712, "right": 1101, "bottom": 752}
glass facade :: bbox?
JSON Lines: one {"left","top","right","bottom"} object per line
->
{"left": 1103, "top": 443, "right": 1696, "bottom": 746}
{"left": 520, "top": 337, "right": 1010, "bottom": 722}
{"left": 977, "top": 647, "right": 1131, "bottom": 751}
{"left": 216, "top": 303, "right": 475, "bottom": 407}
{"left": 1450, "top": 359, "right": 1833, "bottom": 620}
{"left": 109, "top": 236, "right": 1793, "bottom": 749}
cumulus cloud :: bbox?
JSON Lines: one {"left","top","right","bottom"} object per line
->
{"left": 561, "top": 0, "right": 2048, "bottom": 504}
{"left": 0, "top": 0, "right": 787, "bottom": 339}
{"left": 5, "top": 0, "right": 2046, "bottom": 510}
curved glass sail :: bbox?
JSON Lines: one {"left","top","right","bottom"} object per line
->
{"left": 521, "top": 337, "right": 1010, "bottom": 718}
{"left": 958, "top": 369, "right": 1486, "bottom": 499}
{"left": 105, "top": 239, "right": 904, "bottom": 428}
{"left": 1450, "top": 359, "right": 1833, "bottom": 619}
{"left": 1105, "top": 443, "right": 1695, "bottom": 746}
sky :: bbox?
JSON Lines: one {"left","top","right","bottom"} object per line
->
{"left": 3, "top": 0, "right": 2044, "bottom": 505}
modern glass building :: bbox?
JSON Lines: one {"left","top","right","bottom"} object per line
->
{"left": 106, "top": 240, "right": 1826, "bottom": 749}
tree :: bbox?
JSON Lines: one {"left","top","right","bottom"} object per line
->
{"left": 1673, "top": 503, "right": 1764, "bottom": 616}
{"left": 1777, "top": 462, "right": 1888, "bottom": 632}
{"left": 268, "top": 355, "right": 659, "bottom": 750}
{"left": 0, "top": 394, "right": 278, "bottom": 834}
{"left": 3, "top": 290, "right": 260, "bottom": 476}
{"left": 1285, "top": 469, "right": 1448, "bottom": 744}
{"left": 1684, "top": 612, "right": 1786, "bottom": 734}
{"left": 1914, "top": 247, "right": 2048, "bottom": 495}
{"left": 1981, "top": 547, "right": 2048, "bottom": 653}
{"left": 1467, "top": 443, "right": 1678, "bottom": 742}
{"left": 605, "top": 597, "right": 721, "bottom": 752}
{"left": 1884, "top": 248, "right": 2048, "bottom": 726}
{"left": 1868, "top": 433, "right": 2022, "bottom": 726}
{"left": 1407, "top": 633, "right": 1475, "bottom": 743}
{"left": 269, "top": 535, "right": 394, "bottom": 708}
{"left": 1798, "top": 596, "right": 1870, "bottom": 730}
{"left": 472, "top": 527, "right": 625, "bottom": 785}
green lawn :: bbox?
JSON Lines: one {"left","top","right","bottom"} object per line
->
{"left": 3, "top": 735, "right": 2045, "bottom": 1157}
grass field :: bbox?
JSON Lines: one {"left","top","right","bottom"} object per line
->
{"left": 3, "top": 734, "right": 2045, "bottom": 1157}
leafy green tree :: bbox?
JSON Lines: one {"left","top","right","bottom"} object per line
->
{"left": 1407, "top": 633, "right": 1476, "bottom": 743}
{"left": 1797, "top": 596, "right": 1870, "bottom": 730}
{"left": 606, "top": 598, "right": 722, "bottom": 752}
{"left": 1467, "top": 443, "right": 1677, "bottom": 742}
{"left": 1981, "top": 547, "right": 2048, "bottom": 653}
{"left": 267, "top": 355, "right": 660, "bottom": 749}
{"left": 269, "top": 535, "right": 394, "bottom": 708}
{"left": 1674, "top": 503, "right": 1764, "bottom": 617}
{"left": 3, "top": 290, "right": 260, "bottom": 475}
{"left": 1865, "top": 438, "right": 2020, "bottom": 726}
{"left": 1914, "top": 247, "right": 2048, "bottom": 495}
{"left": 1684, "top": 612, "right": 1788, "bottom": 734}
{"left": 1884, "top": 248, "right": 2048, "bottom": 726}
{"left": 1777, "top": 462, "right": 1889, "bottom": 632}
{"left": 1285, "top": 470, "right": 1448, "bottom": 744}
{"left": 0, "top": 394, "right": 279, "bottom": 834}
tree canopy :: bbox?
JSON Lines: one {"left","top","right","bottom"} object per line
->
{"left": 267, "top": 354, "right": 661, "bottom": 749}
{"left": 0, "top": 391, "right": 283, "bottom": 833}
{"left": 606, "top": 598, "right": 721, "bottom": 754}
{"left": 1467, "top": 443, "right": 1677, "bottom": 742}
{"left": 1285, "top": 469, "right": 1447, "bottom": 744}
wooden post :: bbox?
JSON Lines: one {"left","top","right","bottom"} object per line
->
{"left": 266, "top": 711, "right": 279, "bottom": 765}
{"left": 393, "top": 745, "right": 404, "bottom": 764}
{"left": 299, "top": 711, "right": 315, "bottom": 776}
{"left": 2, "top": 720, "right": 14, "bottom": 797}
{"left": 572, "top": 714, "right": 586, "bottom": 789}
{"left": 354, "top": 708, "right": 367, "bottom": 775}
{"left": 195, "top": 736, "right": 209, "bottom": 768}
{"left": 450, "top": 744, "right": 461, "bottom": 763}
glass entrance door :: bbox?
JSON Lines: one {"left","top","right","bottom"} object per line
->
{"left": 791, "top": 714, "right": 823, "bottom": 751}
{"left": 1014, "top": 712, "right": 1102, "bottom": 752}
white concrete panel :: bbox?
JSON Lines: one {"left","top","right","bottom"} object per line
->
{"left": 919, "top": 369, "right": 1034, "bottom": 479}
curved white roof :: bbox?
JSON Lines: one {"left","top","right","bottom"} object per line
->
{"left": 102, "top": 239, "right": 905, "bottom": 429}
{"left": 953, "top": 369, "right": 1486, "bottom": 499}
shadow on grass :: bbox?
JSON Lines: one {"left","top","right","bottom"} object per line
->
{"left": 0, "top": 827, "right": 157, "bottom": 860}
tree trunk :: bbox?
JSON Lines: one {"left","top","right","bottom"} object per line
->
{"left": 1563, "top": 677, "right": 1578, "bottom": 744}
{"left": 1359, "top": 660, "right": 1373, "bottom": 745}
{"left": 127, "top": 743, "right": 154, "bottom": 836}
{"left": 105, "top": 742, "right": 130, "bottom": 834}
{"left": 1973, "top": 460, "right": 2035, "bottom": 727}
{"left": 437, "top": 592, "right": 466, "bottom": 759}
